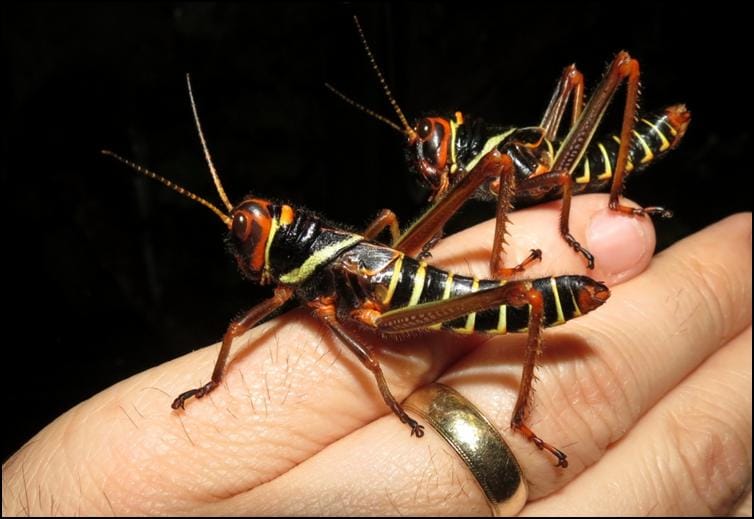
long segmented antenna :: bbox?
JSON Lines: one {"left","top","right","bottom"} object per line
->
{"left": 186, "top": 74, "right": 234, "bottom": 213}
{"left": 352, "top": 15, "right": 416, "bottom": 139}
{"left": 101, "top": 150, "right": 232, "bottom": 227}
{"left": 324, "top": 82, "right": 405, "bottom": 134}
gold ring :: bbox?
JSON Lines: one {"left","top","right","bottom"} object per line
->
{"left": 403, "top": 383, "right": 527, "bottom": 516}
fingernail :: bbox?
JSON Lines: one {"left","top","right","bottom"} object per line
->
{"left": 587, "top": 209, "right": 649, "bottom": 276}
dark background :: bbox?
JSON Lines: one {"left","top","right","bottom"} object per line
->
{"left": 3, "top": 3, "right": 750, "bottom": 461}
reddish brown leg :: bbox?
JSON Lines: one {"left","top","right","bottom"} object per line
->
{"left": 540, "top": 63, "right": 585, "bottom": 140}
{"left": 551, "top": 52, "right": 659, "bottom": 219}
{"left": 500, "top": 248, "right": 543, "bottom": 274}
{"left": 489, "top": 155, "right": 544, "bottom": 278}
{"left": 559, "top": 175, "right": 595, "bottom": 268}
{"left": 509, "top": 286, "right": 569, "bottom": 468}
{"left": 416, "top": 233, "right": 443, "bottom": 260}
{"left": 376, "top": 280, "right": 533, "bottom": 333}
{"left": 393, "top": 150, "right": 509, "bottom": 257}
{"left": 171, "top": 286, "right": 294, "bottom": 409}
{"left": 605, "top": 56, "right": 657, "bottom": 217}
{"left": 362, "top": 208, "right": 401, "bottom": 243}
{"left": 310, "top": 299, "right": 425, "bottom": 437}
{"left": 363, "top": 209, "right": 446, "bottom": 260}
{"left": 516, "top": 171, "right": 595, "bottom": 268}
{"left": 373, "top": 280, "right": 568, "bottom": 467}
{"left": 393, "top": 151, "right": 541, "bottom": 278}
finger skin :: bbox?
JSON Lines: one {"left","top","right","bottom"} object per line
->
{"left": 526, "top": 326, "right": 752, "bottom": 516}
{"left": 222, "top": 214, "right": 751, "bottom": 514}
{"left": 454, "top": 213, "right": 752, "bottom": 497}
{"left": 428, "top": 193, "right": 656, "bottom": 286}
{"left": 1, "top": 195, "right": 661, "bottom": 515}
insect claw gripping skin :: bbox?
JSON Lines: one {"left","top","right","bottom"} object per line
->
{"left": 171, "top": 381, "right": 217, "bottom": 410}
{"left": 331, "top": 20, "right": 691, "bottom": 274}
{"left": 105, "top": 76, "right": 611, "bottom": 467}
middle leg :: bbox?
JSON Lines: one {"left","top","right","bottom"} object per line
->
{"left": 309, "top": 297, "right": 425, "bottom": 437}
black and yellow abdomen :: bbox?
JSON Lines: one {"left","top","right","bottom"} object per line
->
{"left": 378, "top": 252, "right": 598, "bottom": 334}
{"left": 571, "top": 104, "right": 690, "bottom": 194}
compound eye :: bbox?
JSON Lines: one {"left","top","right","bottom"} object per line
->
{"left": 232, "top": 212, "right": 251, "bottom": 241}
{"left": 417, "top": 119, "right": 432, "bottom": 139}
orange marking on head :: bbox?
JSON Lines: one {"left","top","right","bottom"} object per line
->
{"left": 280, "top": 204, "right": 295, "bottom": 226}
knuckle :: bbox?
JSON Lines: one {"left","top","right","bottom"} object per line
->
{"left": 662, "top": 403, "right": 752, "bottom": 514}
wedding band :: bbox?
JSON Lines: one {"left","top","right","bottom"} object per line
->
{"left": 403, "top": 383, "right": 527, "bottom": 516}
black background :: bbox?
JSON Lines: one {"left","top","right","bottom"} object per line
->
{"left": 4, "top": 3, "right": 751, "bottom": 461}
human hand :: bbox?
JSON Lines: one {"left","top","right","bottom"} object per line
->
{"left": 3, "top": 195, "right": 750, "bottom": 515}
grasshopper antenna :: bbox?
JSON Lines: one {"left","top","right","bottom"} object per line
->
{"left": 101, "top": 150, "right": 232, "bottom": 227}
{"left": 324, "top": 82, "right": 405, "bottom": 135}
{"left": 185, "top": 74, "right": 234, "bottom": 213}
{"left": 352, "top": 15, "right": 416, "bottom": 140}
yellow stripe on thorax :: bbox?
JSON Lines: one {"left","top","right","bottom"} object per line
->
{"left": 449, "top": 118, "right": 460, "bottom": 174}
{"left": 279, "top": 235, "right": 362, "bottom": 284}
{"left": 262, "top": 216, "right": 281, "bottom": 282}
